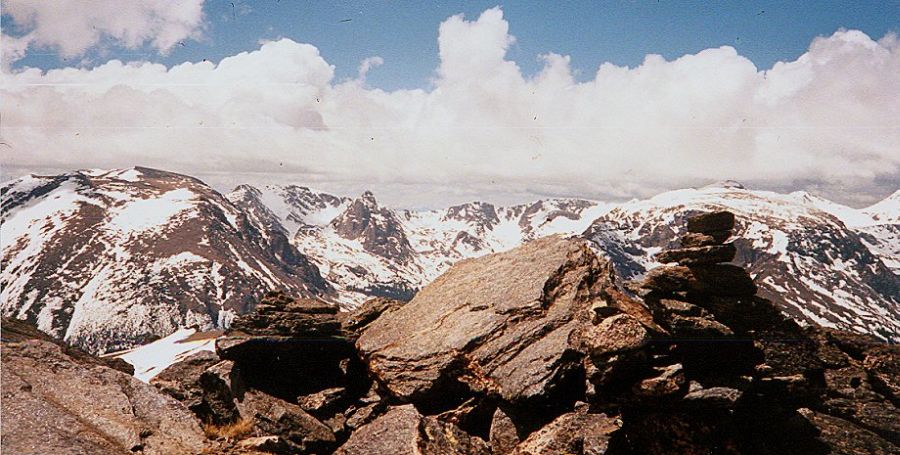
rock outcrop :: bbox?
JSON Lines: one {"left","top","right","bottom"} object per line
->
{"left": 334, "top": 405, "right": 491, "bottom": 455}
{"left": 1, "top": 338, "right": 206, "bottom": 455}
{"left": 356, "top": 236, "right": 610, "bottom": 406}
{"left": 133, "top": 211, "right": 900, "bottom": 454}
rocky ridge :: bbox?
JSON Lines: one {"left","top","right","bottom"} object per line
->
{"left": 1, "top": 324, "right": 208, "bottom": 454}
{"left": 132, "top": 211, "right": 899, "bottom": 454}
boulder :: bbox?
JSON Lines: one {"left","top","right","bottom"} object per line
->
{"left": 641, "top": 264, "right": 757, "bottom": 296}
{"left": 822, "top": 398, "right": 900, "bottom": 443}
{"left": 651, "top": 298, "right": 705, "bottom": 317}
{"left": 634, "top": 363, "right": 685, "bottom": 398}
{"left": 683, "top": 386, "right": 743, "bottom": 407}
{"left": 864, "top": 346, "right": 900, "bottom": 400}
{"left": 681, "top": 231, "right": 729, "bottom": 247}
{"left": 234, "top": 390, "right": 336, "bottom": 452}
{"left": 150, "top": 351, "right": 235, "bottom": 424}
{"left": 510, "top": 409, "right": 621, "bottom": 454}
{"left": 200, "top": 360, "right": 245, "bottom": 423}
{"left": 340, "top": 297, "right": 405, "bottom": 336}
{"left": 1, "top": 317, "right": 134, "bottom": 375}
{"left": 297, "top": 387, "right": 345, "bottom": 415}
{"left": 686, "top": 211, "right": 735, "bottom": 234}
{"left": 489, "top": 407, "right": 521, "bottom": 454}
{"left": 580, "top": 313, "right": 650, "bottom": 358}
{"left": 655, "top": 243, "right": 736, "bottom": 266}
{"left": 235, "top": 435, "right": 291, "bottom": 454}
{"left": 334, "top": 404, "right": 489, "bottom": 455}
{"left": 797, "top": 409, "right": 900, "bottom": 455}
{"left": 1, "top": 339, "right": 206, "bottom": 455}
{"left": 229, "top": 291, "right": 340, "bottom": 337}
{"left": 667, "top": 314, "right": 734, "bottom": 338}
{"left": 357, "top": 237, "right": 614, "bottom": 405}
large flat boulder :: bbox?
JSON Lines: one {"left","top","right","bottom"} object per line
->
{"left": 356, "top": 236, "right": 611, "bottom": 404}
{"left": 1, "top": 339, "right": 207, "bottom": 455}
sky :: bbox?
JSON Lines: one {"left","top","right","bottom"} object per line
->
{"left": 1, "top": 0, "right": 899, "bottom": 208}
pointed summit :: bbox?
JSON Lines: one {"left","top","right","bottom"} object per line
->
{"left": 358, "top": 190, "right": 379, "bottom": 207}
{"left": 330, "top": 190, "right": 415, "bottom": 262}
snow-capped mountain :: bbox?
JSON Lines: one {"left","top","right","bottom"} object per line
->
{"left": 282, "top": 192, "right": 612, "bottom": 305}
{"left": 229, "top": 181, "right": 899, "bottom": 342}
{"left": 1, "top": 168, "right": 331, "bottom": 354}
{"left": 3, "top": 168, "right": 897, "bottom": 348}
{"left": 584, "top": 183, "right": 900, "bottom": 341}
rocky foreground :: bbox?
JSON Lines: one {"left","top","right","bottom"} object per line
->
{"left": 3, "top": 211, "right": 899, "bottom": 454}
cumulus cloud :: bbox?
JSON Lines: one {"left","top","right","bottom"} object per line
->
{"left": 1, "top": 7, "right": 898, "bottom": 206}
{"left": 357, "top": 56, "right": 384, "bottom": 81}
{"left": 1, "top": 0, "right": 205, "bottom": 67}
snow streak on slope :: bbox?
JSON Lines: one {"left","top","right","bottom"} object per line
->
{"left": 1, "top": 168, "right": 330, "bottom": 354}
{"left": 583, "top": 185, "right": 900, "bottom": 341}
{"left": 114, "top": 327, "right": 220, "bottom": 382}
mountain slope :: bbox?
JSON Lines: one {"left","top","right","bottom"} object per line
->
{"left": 4, "top": 168, "right": 896, "bottom": 347}
{"left": 1, "top": 167, "right": 330, "bottom": 354}
{"left": 285, "top": 193, "right": 612, "bottom": 306}
{"left": 583, "top": 185, "right": 900, "bottom": 341}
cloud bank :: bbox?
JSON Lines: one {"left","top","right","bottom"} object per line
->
{"left": 1, "top": 0, "right": 205, "bottom": 68}
{"left": 2, "top": 8, "right": 898, "bottom": 205}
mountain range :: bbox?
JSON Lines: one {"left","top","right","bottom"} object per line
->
{"left": 2, "top": 167, "right": 897, "bottom": 353}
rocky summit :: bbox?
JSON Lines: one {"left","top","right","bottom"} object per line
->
{"left": 3, "top": 211, "right": 899, "bottom": 454}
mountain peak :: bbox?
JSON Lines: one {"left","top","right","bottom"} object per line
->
{"left": 703, "top": 179, "right": 746, "bottom": 190}
{"left": 359, "top": 190, "right": 378, "bottom": 205}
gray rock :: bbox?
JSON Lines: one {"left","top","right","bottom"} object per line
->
{"left": 634, "top": 364, "right": 685, "bottom": 397}
{"left": 297, "top": 387, "right": 345, "bottom": 414}
{"left": 235, "top": 435, "right": 291, "bottom": 454}
{"left": 234, "top": 390, "right": 335, "bottom": 452}
{"left": 864, "top": 346, "right": 900, "bottom": 401}
{"left": 683, "top": 386, "right": 743, "bottom": 407}
{"left": 797, "top": 408, "right": 900, "bottom": 455}
{"left": 229, "top": 291, "right": 340, "bottom": 337}
{"left": 1, "top": 317, "right": 134, "bottom": 375}
{"left": 680, "top": 231, "right": 729, "bottom": 247}
{"left": 344, "top": 403, "right": 382, "bottom": 431}
{"left": 579, "top": 313, "right": 650, "bottom": 357}
{"left": 667, "top": 314, "right": 734, "bottom": 338}
{"left": 357, "top": 237, "right": 617, "bottom": 404}
{"left": 334, "top": 404, "right": 489, "bottom": 455}
{"left": 150, "top": 351, "right": 228, "bottom": 422}
{"left": 1, "top": 340, "right": 206, "bottom": 455}
{"left": 340, "top": 296, "right": 405, "bottom": 336}
{"left": 489, "top": 407, "right": 521, "bottom": 454}
{"left": 199, "top": 360, "right": 245, "bottom": 423}
{"left": 655, "top": 243, "right": 736, "bottom": 266}
{"left": 511, "top": 409, "right": 621, "bottom": 454}
{"left": 686, "top": 211, "right": 735, "bottom": 234}
{"left": 654, "top": 298, "right": 704, "bottom": 317}
{"left": 641, "top": 264, "right": 757, "bottom": 296}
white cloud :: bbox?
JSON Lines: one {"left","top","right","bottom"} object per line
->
{"left": 357, "top": 56, "right": 383, "bottom": 81}
{"left": 1, "top": 7, "right": 898, "bottom": 206}
{"left": 1, "top": 0, "right": 205, "bottom": 67}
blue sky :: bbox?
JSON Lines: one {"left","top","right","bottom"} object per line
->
{"left": 7, "top": 1, "right": 899, "bottom": 91}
